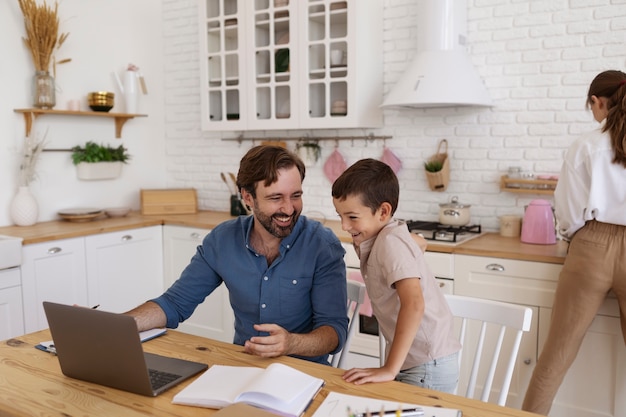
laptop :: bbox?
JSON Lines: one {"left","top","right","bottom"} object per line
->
{"left": 42, "top": 301, "right": 208, "bottom": 396}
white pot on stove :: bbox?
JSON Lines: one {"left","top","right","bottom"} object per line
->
{"left": 438, "top": 196, "right": 471, "bottom": 226}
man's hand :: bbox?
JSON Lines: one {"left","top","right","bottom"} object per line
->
{"left": 244, "top": 323, "right": 293, "bottom": 358}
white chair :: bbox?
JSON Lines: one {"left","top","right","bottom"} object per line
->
{"left": 379, "top": 294, "right": 532, "bottom": 406}
{"left": 331, "top": 279, "right": 367, "bottom": 368}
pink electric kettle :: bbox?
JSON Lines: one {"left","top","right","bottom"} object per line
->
{"left": 520, "top": 199, "right": 556, "bottom": 245}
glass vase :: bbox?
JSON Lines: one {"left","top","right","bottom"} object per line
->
{"left": 32, "top": 70, "right": 56, "bottom": 109}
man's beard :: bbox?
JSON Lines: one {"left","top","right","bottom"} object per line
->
{"left": 252, "top": 200, "right": 300, "bottom": 238}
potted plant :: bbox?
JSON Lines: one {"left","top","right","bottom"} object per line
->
{"left": 71, "top": 141, "right": 131, "bottom": 180}
{"left": 423, "top": 139, "right": 450, "bottom": 191}
{"left": 296, "top": 141, "right": 321, "bottom": 167}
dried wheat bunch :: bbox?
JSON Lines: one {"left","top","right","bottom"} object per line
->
{"left": 18, "top": 0, "right": 70, "bottom": 73}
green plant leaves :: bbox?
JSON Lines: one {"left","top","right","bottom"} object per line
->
{"left": 71, "top": 141, "right": 131, "bottom": 165}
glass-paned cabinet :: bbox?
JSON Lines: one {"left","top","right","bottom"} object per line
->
{"left": 199, "top": 0, "right": 382, "bottom": 131}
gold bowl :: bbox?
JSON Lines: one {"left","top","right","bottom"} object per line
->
{"left": 87, "top": 91, "right": 115, "bottom": 112}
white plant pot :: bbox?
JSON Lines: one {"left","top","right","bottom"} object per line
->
{"left": 76, "top": 161, "right": 123, "bottom": 180}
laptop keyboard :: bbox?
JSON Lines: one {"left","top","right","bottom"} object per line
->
{"left": 149, "top": 369, "right": 181, "bottom": 390}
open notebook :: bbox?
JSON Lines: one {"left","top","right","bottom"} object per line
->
{"left": 173, "top": 363, "right": 324, "bottom": 417}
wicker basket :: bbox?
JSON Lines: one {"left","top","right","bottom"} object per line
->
{"left": 425, "top": 139, "right": 450, "bottom": 192}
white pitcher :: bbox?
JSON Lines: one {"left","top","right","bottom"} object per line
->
{"left": 113, "top": 70, "right": 139, "bottom": 114}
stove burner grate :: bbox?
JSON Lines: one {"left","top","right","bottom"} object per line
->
{"left": 405, "top": 220, "right": 481, "bottom": 243}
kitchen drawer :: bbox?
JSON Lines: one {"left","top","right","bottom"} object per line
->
{"left": 454, "top": 254, "right": 561, "bottom": 308}
{"left": 0, "top": 267, "right": 20, "bottom": 289}
{"left": 424, "top": 251, "right": 454, "bottom": 279}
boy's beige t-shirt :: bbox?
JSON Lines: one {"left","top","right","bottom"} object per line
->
{"left": 356, "top": 220, "right": 461, "bottom": 370}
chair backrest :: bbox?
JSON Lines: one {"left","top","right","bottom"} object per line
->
{"left": 446, "top": 294, "right": 532, "bottom": 406}
{"left": 331, "top": 279, "right": 367, "bottom": 368}
{"left": 378, "top": 294, "right": 532, "bottom": 406}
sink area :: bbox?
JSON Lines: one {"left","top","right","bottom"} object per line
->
{"left": 0, "top": 235, "right": 23, "bottom": 269}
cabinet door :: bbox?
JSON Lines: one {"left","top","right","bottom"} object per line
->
{"left": 199, "top": 0, "right": 383, "bottom": 131}
{"left": 163, "top": 225, "right": 235, "bottom": 342}
{"left": 85, "top": 226, "right": 163, "bottom": 313}
{"left": 538, "top": 307, "right": 626, "bottom": 417}
{"left": 21, "top": 237, "right": 88, "bottom": 333}
{"left": 0, "top": 268, "right": 24, "bottom": 339}
{"left": 246, "top": 0, "right": 299, "bottom": 129}
{"left": 199, "top": 0, "right": 248, "bottom": 130}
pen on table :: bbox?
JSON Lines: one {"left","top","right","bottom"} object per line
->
{"left": 91, "top": 304, "right": 100, "bottom": 309}
{"left": 365, "top": 407, "right": 424, "bottom": 417}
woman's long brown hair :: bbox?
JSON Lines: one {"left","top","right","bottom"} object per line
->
{"left": 586, "top": 70, "right": 626, "bottom": 168}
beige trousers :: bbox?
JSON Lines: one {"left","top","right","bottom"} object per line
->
{"left": 522, "top": 221, "right": 626, "bottom": 415}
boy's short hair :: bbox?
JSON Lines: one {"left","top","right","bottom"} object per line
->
{"left": 332, "top": 158, "right": 399, "bottom": 215}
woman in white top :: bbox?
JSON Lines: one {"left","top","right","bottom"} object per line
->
{"left": 522, "top": 70, "right": 626, "bottom": 415}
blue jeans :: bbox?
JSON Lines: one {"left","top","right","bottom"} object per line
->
{"left": 395, "top": 352, "right": 459, "bottom": 394}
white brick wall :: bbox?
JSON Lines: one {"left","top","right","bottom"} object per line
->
{"left": 162, "top": 0, "right": 626, "bottom": 232}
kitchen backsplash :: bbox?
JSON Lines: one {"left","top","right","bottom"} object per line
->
{"left": 2, "top": 1, "right": 621, "bottom": 229}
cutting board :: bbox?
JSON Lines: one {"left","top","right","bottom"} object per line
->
{"left": 140, "top": 188, "right": 197, "bottom": 215}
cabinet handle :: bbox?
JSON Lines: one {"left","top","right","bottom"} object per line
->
{"left": 190, "top": 232, "right": 201, "bottom": 239}
{"left": 485, "top": 263, "right": 505, "bottom": 272}
{"left": 524, "top": 358, "right": 532, "bottom": 365}
{"left": 47, "top": 247, "right": 62, "bottom": 254}
{"left": 121, "top": 235, "right": 133, "bottom": 242}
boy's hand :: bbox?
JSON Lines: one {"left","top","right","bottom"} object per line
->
{"left": 341, "top": 366, "right": 397, "bottom": 385}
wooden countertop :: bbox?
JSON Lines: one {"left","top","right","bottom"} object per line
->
{"left": 0, "top": 211, "right": 568, "bottom": 264}
{"left": 0, "top": 329, "right": 543, "bottom": 417}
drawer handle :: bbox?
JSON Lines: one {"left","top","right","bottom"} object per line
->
{"left": 190, "top": 232, "right": 201, "bottom": 239}
{"left": 524, "top": 358, "right": 532, "bottom": 365}
{"left": 121, "top": 235, "right": 133, "bottom": 242}
{"left": 486, "top": 263, "right": 505, "bottom": 272}
{"left": 47, "top": 247, "right": 62, "bottom": 254}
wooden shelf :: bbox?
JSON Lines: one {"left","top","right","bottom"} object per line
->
{"left": 14, "top": 108, "right": 147, "bottom": 139}
{"left": 500, "top": 175, "right": 557, "bottom": 195}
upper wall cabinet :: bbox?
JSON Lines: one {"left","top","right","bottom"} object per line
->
{"left": 199, "top": 0, "right": 383, "bottom": 131}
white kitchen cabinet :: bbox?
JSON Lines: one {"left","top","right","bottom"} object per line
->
{"left": 85, "top": 226, "right": 163, "bottom": 313}
{"left": 198, "top": 0, "right": 383, "bottom": 131}
{"left": 454, "top": 254, "right": 626, "bottom": 416}
{"left": 454, "top": 255, "right": 552, "bottom": 408}
{"left": 21, "top": 237, "right": 88, "bottom": 333}
{"left": 162, "top": 225, "right": 235, "bottom": 342}
{"left": 538, "top": 302, "right": 626, "bottom": 417}
{"left": 0, "top": 267, "right": 24, "bottom": 340}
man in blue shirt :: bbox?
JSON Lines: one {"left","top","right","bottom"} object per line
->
{"left": 126, "top": 145, "right": 348, "bottom": 364}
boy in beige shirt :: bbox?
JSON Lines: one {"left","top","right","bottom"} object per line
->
{"left": 332, "top": 158, "right": 460, "bottom": 391}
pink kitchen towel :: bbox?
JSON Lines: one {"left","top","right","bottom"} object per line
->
{"left": 380, "top": 146, "right": 403, "bottom": 174}
{"left": 323, "top": 149, "right": 348, "bottom": 183}
{"left": 348, "top": 270, "right": 373, "bottom": 317}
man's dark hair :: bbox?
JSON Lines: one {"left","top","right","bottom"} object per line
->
{"left": 236, "top": 145, "right": 306, "bottom": 197}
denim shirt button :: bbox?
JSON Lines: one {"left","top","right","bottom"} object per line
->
{"left": 292, "top": 279, "right": 297, "bottom": 285}
{"left": 263, "top": 276, "right": 269, "bottom": 281}
{"left": 261, "top": 303, "right": 266, "bottom": 309}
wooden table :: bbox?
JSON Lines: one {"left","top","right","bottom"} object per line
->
{"left": 1, "top": 330, "right": 542, "bottom": 417}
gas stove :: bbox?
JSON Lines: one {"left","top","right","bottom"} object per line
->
{"left": 405, "top": 220, "right": 482, "bottom": 245}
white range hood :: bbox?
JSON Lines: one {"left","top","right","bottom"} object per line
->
{"left": 382, "top": 0, "right": 492, "bottom": 108}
